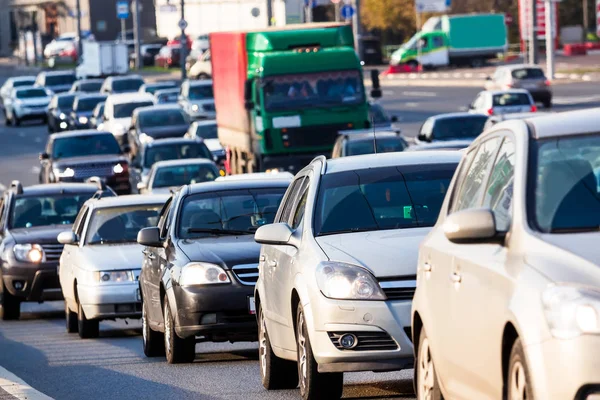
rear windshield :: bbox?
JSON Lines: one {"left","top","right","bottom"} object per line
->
{"left": 493, "top": 93, "right": 532, "bottom": 107}
{"left": 432, "top": 116, "right": 488, "bottom": 140}
{"left": 144, "top": 83, "right": 177, "bottom": 95}
{"left": 78, "top": 81, "right": 103, "bottom": 92}
{"left": 16, "top": 89, "right": 47, "bottom": 99}
{"left": 314, "top": 164, "right": 457, "bottom": 236}
{"left": 113, "top": 101, "right": 154, "bottom": 118}
{"left": 139, "top": 109, "right": 188, "bottom": 128}
{"left": 113, "top": 78, "right": 144, "bottom": 93}
{"left": 188, "top": 85, "right": 213, "bottom": 100}
{"left": 194, "top": 123, "right": 218, "bottom": 139}
{"left": 143, "top": 142, "right": 213, "bottom": 168}
{"left": 75, "top": 96, "right": 106, "bottom": 112}
{"left": 10, "top": 193, "right": 93, "bottom": 229}
{"left": 512, "top": 68, "right": 545, "bottom": 79}
{"left": 46, "top": 74, "right": 76, "bottom": 86}
{"left": 13, "top": 79, "right": 35, "bottom": 88}
{"left": 52, "top": 134, "right": 121, "bottom": 159}
{"left": 347, "top": 137, "right": 407, "bottom": 156}
{"left": 58, "top": 95, "right": 76, "bottom": 110}
{"left": 152, "top": 164, "right": 219, "bottom": 188}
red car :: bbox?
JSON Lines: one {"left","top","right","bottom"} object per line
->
{"left": 154, "top": 45, "right": 181, "bottom": 68}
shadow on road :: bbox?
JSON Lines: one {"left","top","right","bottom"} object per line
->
{"left": 343, "top": 377, "right": 415, "bottom": 399}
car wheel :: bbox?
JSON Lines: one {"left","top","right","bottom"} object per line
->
{"left": 543, "top": 100, "right": 552, "bottom": 109}
{"left": 142, "top": 298, "right": 165, "bottom": 357}
{"left": 77, "top": 300, "right": 99, "bottom": 339}
{"left": 415, "top": 326, "right": 443, "bottom": 400}
{"left": 163, "top": 295, "right": 195, "bottom": 364}
{"left": 65, "top": 301, "right": 78, "bottom": 333}
{"left": 259, "top": 304, "right": 298, "bottom": 390}
{"left": 507, "top": 339, "right": 533, "bottom": 400}
{"left": 296, "top": 304, "right": 343, "bottom": 400}
{"left": 0, "top": 283, "right": 21, "bottom": 321}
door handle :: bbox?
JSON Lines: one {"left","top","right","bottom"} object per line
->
{"left": 259, "top": 255, "right": 266, "bottom": 262}
{"left": 450, "top": 272, "right": 462, "bottom": 284}
{"left": 268, "top": 260, "right": 277, "bottom": 268}
{"left": 143, "top": 250, "right": 156, "bottom": 260}
{"left": 422, "top": 262, "right": 432, "bottom": 273}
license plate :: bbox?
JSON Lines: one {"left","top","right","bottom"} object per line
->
{"left": 524, "top": 84, "right": 538, "bottom": 89}
{"left": 248, "top": 296, "right": 256, "bottom": 315}
{"left": 136, "top": 288, "right": 141, "bottom": 302}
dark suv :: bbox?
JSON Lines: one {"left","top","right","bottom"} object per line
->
{"left": 0, "top": 180, "right": 107, "bottom": 320}
{"left": 39, "top": 130, "right": 132, "bottom": 194}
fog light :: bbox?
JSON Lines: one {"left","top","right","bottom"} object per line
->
{"left": 200, "top": 313, "right": 217, "bottom": 324}
{"left": 339, "top": 333, "right": 358, "bottom": 349}
{"left": 13, "top": 281, "right": 24, "bottom": 291}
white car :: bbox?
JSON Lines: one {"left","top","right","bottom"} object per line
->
{"left": 43, "top": 32, "right": 77, "bottom": 58}
{"left": 137, "top": 158, "right": 220, "bottom": 195}
{"left": 4, "top": 86, "right": 52, "bottom": 126}
{"left": 178, "top": 79, "right": 215, "bottom": 120}
{"left": 0, "top": 76, "right": 36, "bottom": 106}
{"left": 58, "top": 194, "right": 168, "bottom": 339}
{"left": 99, "top": 92, "right": 155, "bottom": 147}
{"left": 468, "top": 89, "right": 537, "bottom": 116}
{"left": 189, "top": 49, "right": 212, "bottom": 80}
{"left": 184, "top": 120, "right": 225, "bottom": 162}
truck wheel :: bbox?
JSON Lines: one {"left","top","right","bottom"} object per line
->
{"left": 259, "top": 305, "right": 298, "bottom": 390}
{"left": 142, "top": 298, "right": 165, "bottom": 357}
{"left": 163, "top": 295, "right": 196, "bottom": 364}
{"left": 65, "top": 301, "right": 78, "bottom": 333}
{"left": 0, "top": 283, "right": 21, "bottom": 321}
{"left": 77, "top": 301, "right": 99, "bottom": 339}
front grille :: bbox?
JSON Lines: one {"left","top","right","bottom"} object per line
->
{"left": 202, "top": 103, "right": 215, "bottom": 111}
{"left": 282, "top": 123, "right": 354, "bottom": 148}
{"left": 231, "top": 264, "right": 259, "bottom": 285}
{"left": 41, "top": 243, "right": 64, "bottom": 262}
{"left": 327, "top": 331, "right": 398, "bottom": 351}
{"left": 71, "top": 163, "right": 114, "bottom": 179}
{"left": 380, "top": 279, "right": 417, "bottom": 301}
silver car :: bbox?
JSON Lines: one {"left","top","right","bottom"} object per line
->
{"left": 178, "top": 79, "right": 215, "bottom": 120}
{"left": 4, "top": 86, "right": 52, "bottom": 126}
{"left": 58, "top": 194, "right": 168, "bottom": 339}
{"left": 468, "top": 89, "right": 536, "bottom": 116}
{"left": 137, "top": 158, "right": 220, "bottom": 195}
{"left": 412, "top": 108, "right": 600, "bottom": 400}
{"left": 254, "top": 151, "right": 461, "bottom": 399}
{"left": 485, "top": 64, "right": 552, "bottom": 108}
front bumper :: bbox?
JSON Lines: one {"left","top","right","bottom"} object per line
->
{"left": 188, "top": 110, "right": 216, "bottom": 120}
{"left": 77, "top": 281, "right": 141, "bottom": 320}
{"left": 15, "top": 108, "right": 48, "bottom": 119}
{"left": 2, "top": 263, "right": 62, "bottom": 301}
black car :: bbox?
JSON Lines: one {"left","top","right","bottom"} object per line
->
{"left": 0, "top": 180, "right": 107, "bottom": 320}
{"left": 137, "top": 178, "right": 289, "bottom": 362}
{"left": 68, "top": 94, "right": 107, "bottom": 130}
{"left": 69, "top": 79, "right": 103, "bottom": 94}
{"left": 39, "top": 130, "right": 132, "bottom": 194}
{"left": 131, "top": 44, "right": 163, "bottom": 68}
{"left": 35, "top": 70, "right": 77, "bottom": 94}
{"left": 139, "top": 81, "right": 178, "bottom": 95}
{"left": 331, "top": 129, "right": 408, "bottom": 158}
{"left": 47, "top": 93, "right": 78, "bottom": 133}
{"left": 415, "top": 112, "right": 488, "bottom": 145}
{"left": 90, "top": 102, "right": 105, "bottom": 129}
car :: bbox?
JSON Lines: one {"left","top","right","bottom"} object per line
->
{"left": 154, "top": 88, "right": 179, "bottom": 105}
{"left": 415, "top": 112, "right": 489, "bottom": 145}
{"left": 4, "top": 86, "right": 52, "bottom": 126}
{"left": 411, "top": 108, "right": 600, "bottom": 400}
{"left": 331, "top": 129, "right": 408, "bottom": 158}
{"left": 34, "top": 70, "right": 77, "bottom": 94}
{"left": 406, "top": 140, "right": 472, "bottom": 152}
{"left": 369, "top": 101, "right": 399, "bottom": 131}
{"left": 139, "top": 81, "right": 178, "bottom": 95}
{"left": 482, "top": 111, "right": 554, "bottom": 131}
{"left": 0, "top": 180, "right": 107, "bottom": 320}
{"left": 137, "top": 158, "right": 221, "bottom": 195}
{"left": 68, "top": 94, "right": 107, "bottom": 130}
{"left": 43, "top": 32, "right": 77, "bottom": 59}
{"left": 178, "top": 79, "right": 215, "bottom": 120}
{"left": 137, "top": 177, "right": 290, "bottom": 362}
{"left": 189, "top": 49, "right": 212, "bottom": 80}
{"left": 468, "top": 89, "right": 537, "bottom": 116}
{"left": 131, "top": 138, "right": 214, "bottom": 189}
{"left": 215, "top": 172, "right": 294, "bottom": 182}
{"left": 184, "top": 120, "right": 225, "bottom": 165}
{"left": 47, "top": 92, "right": 78, "bottom": 133}
{"left": 485, "top": 64, "right": 552, "bottom": 108}
{"left": 39, "top": 130, "right": 132, "bottom": 195}
{"left": 155, "top": 45, "right": 182, "bottom": 69}
{"left": 186, "top": 35, "right": 209, "bottom": 72}
{"left": 100, "top": 75, "right": 145, "bottom": 95}
{"left": 254, "top": 151, "right": 461, "bottom": 399}
{"left": 0, "top": 76, "right": 36, "bottom": 107}
{"left": 99, "top": 92, "right": 155, "bottom": 147}
{"left": 127, "top": 105, "right": 191, "bottom": 161}
{"left": 134, "top": 44, "right": 163, "bottom": 68}
{"left": 89, "top": 102, "right": 105, "bottom": 129}
{"left": 58, "top": 194, "right": 168, "bottom": 338}
{"left": 69, "top": 79, "right": 103, "bottom": 94}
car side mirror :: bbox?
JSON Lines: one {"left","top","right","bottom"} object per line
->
{"left": 390, "top": 116, "right": 398, "bottom": 123}
{"left": 137, "top": 182, "right": 147, "bottom": 191}
{"left": 468, "top": 103, "right": 474, "bottom": 110}
{"left": 122, "top": 145, "right": 131, "bottom": 153}
{"left": 137, "top": 227, "right": 162, "bottom": 247}
{"left": 443, "top": 208, "right": 503, "bottom": 244}
{"left": 57, "top": 231, "right": 78, "bottom": 245}
{"left": 39, "top": 152, "right": 49, "bottom": 160}
{"left": 254, "top": 223, "right": 295, "bottom": 246}
{"left": 417, "top": 133, "right": 428, "bottom": 142}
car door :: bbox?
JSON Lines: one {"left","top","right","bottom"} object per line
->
{"left": 61, "top": 206, "right": 89, "bottom": 305}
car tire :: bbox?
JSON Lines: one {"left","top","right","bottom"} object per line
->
{"left": 0, "top": 283, "right": 21, "bottom": 321}
{"left": 507, "top": 338, "right": 533, "bottom": 400}
{"left": 543, "top": 100, "right": 552, "bottom": 109}
{"left": 142, "top": 298, "right": 165, "bottom": 357}
{"left": 65, "top": 301, "right": 78, "bottom": 333}
{"left": 296, "top": 304, "right": 343, "bottom": 400}
{"left": 163, "top": 295, "right": 195, "bottom": 364}
{"left": 77, "top": 301, "right": 99, "bottom": 339}
{"left": 259, "top": 304, "right": 298, "bottom": 390}
{"left": 415, "top": 326, "right": 443, "bottom": 400}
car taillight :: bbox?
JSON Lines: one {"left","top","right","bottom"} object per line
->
{"left": 531, "top": 105, "right": 538, "bottom": 112}
{"left": 113, "top": 163, "right": 128, "bottom": 174}
{"left": 487, "top": 108, "right": 494, "bottom": 115}
{"left": 544, "top": 80, "right": 551, "bottom": 86}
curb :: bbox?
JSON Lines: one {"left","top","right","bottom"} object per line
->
{"left": 0, "top": 366, "right": 53, "bottom": 400}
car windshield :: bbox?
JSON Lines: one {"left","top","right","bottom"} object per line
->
{"left": 432, "top": 116, "right": 488, "bottom": 140}
{"left": 152, "top": 164, "right": 219, "bottom": 188}
{"left": 193, "top": 123, "right": 217, "bottom": 139}
{"left": 145, "top": 83, "right": 176, "bottom": 94}
{"left": 10, "top": 193, "right": 93, "bottom": 229}
{"left": 139, "top": 109, "right": 188, "bottom": 129}
{"left": 86, "top": 204, "right": 163, "bottom": 245}
{"left": 530, "top": 133, "right": 600, "bottom": 233}
{"left": 79, "top": 81, "right": 102, "bottom": 92}
{"left": 46, "top": 74, "right": 76, "bottom": 86}
{"left": 493, "top": 93, "right": 531, "bottom": 107}
{"left": 347, "top": 137, "right": 407, "bottom": 156}
{"left": 75, "top": 96, "right": 105, "bottom": 112}
{"left": 156, "top": 91, "right": 179, "bottom": 104}
{"left": 314, "top": 164, "right": 457, "bottom": 236}
{"left": 512, "top": 68, "right": 545, "bottom": 79}
{"left": 369, "top": 104, "right": 389, "bottom": 124}
{"left": 263, "top": 70, "right": 364, "bottom": 111}
{"left": 113, "top": 78, "right": 144, "bottom": 92}
{"left": 113, "top": 101, "right": 154, "bottom": 118}
{"left": 16, "top": 89, "right": 47, "bottom": 99}
{"left": 144, "top": 143, "right": 212, "bottom": 168}
{"left": 58, "top": 95, "right": 76, "bottom": 110}
{"left": 13, "top": 79, "right": 35, "bottom": 88}
{"left": 52, "top": 134, "right": 121, "bottom": 159}
{"left": 178, "top": 188, "right": 287, "bottom": 238}
{"left": 188, "top": 84, "right": 213, "bottom": 100}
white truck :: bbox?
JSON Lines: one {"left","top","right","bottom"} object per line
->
{"left": 76, "top": 42, "right": 128, "bottom": 79}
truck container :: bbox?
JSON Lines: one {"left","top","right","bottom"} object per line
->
{"left": 211, "top": 23, "right": 373, "bottom": 174}
{"left": 76, "top": 41, "right": 128, "bottom": 79}
{"left": 390, "top": 14, "right": 508, "bottom": 68}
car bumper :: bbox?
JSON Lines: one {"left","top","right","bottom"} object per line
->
{"left": 2, "top": 263, "right": 62, "bottom": 301}
{"left": 78, "top": 281, "right": 141, "bottom": 320}
{"left": 188, "top": 111, "right": 216, "bottom": 120}
{"left": 16, "top": 108, "right": 48, "bottom": 119}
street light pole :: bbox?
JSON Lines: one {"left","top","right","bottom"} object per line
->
{"left": 266, "top": 0, "right": 273, "bottom": 26}
{"left": 180, "top": 0, "right": 187, "bottom": 80}
{"left": 134, "top": 0, "right": 141, "bottom": 70}
{"left": 545, "top": 0, "right": 555, "bottom": 80}
{"left": 352, "top": 0, "right": 362, "bottom": 62}
{"left": 530, "top": 0, "right": 538, "bottom": 64}
{"left": 76, "top": 0, "right": 82, "bottom": 63}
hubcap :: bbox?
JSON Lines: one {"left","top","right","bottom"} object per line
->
{"left": 259, "top": 311, "right": 267, "bottom": 378}
{"left": 297, "top": 311, "right": 308, "bottom": 391}
{"left": 164, "top": 304, "right": 171, "bottom": 355}
{"left": 142, "top": 303, "right": 147, "bottom": 345}
{"left": 510, "top": 361, "right": 528, "bottom": 400}
{"left": 418, "top": 337, "right": 435, "bottom": 400}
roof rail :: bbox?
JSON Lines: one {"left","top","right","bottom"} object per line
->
{"left": 311, "top": 155, "right": 327, "bottom": 175}
{"left": 92, "top": 186, "right": 117, "bottom": 200}
{"left": 10, "top": 180, "right": 23, "bottom": 195}
{"left": 86, "top": 176, "right": 106, "bottom": 191}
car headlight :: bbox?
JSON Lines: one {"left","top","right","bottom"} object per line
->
{"left": 53, "top": 167, "right": 75, "bottom": 178}
{"left": 180, "top": 262, "right": 230, "bottom": 286}
{"left": 59, "top": 112, "right": 66, "bottom": 120}
{"left": 191, "top": 104, "right": 199, "bottom": 112}
{"left": 14, "top": 244, "right": 45, "bottom": 263}
{"left": 315, "top": 261, "right": 386, "bottom": 300}
{"left": 139, "top": 133, "right": 154, "bottom": 144}
{"left": 96, "top": 270, "right": 135, "bottom": 283}
{"left": 542, "top": 284, "right": 600, "bottom": 339}
{"left": 78, "top": 116, "right": 88, "bottom": 124}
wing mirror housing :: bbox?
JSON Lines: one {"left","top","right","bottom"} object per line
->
{"left": 57, "top": 231, "right": 78, "bottom": 245}
{"left": 443, "top": 208, "right": 504, "bottom": 244}
{"left": 39, "top": 152, "right": 49, "bottom": 160}
{"left": 137, "top": 227, "right": 162, "bottom": 247}
{"left": 390, "top": 115, "right": 398, "bottom": 123}
{"left": 254, "top": 223, "right": 296, "bottom": 247}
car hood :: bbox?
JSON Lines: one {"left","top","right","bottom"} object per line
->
{"left": 177, "top": 235, "right": 260, "bottom": 269}
{"left": 47, "top": 85, "right": 72, "bottom": 93}
{"left": 143, "top": 125, "right": 189, "bottom": 139}
{"left": 10, "top": 225, "right": 73, "bottom": 244}
{"left": 53, "top": 154, "right": 126, "bottom": 169}
{"left": 80, "top": 243, "right": 145, "bottom": 271}
{"left": 17, "top": 98, "right": 51, "bottom": 107}
{"left": 203, "top": 138, "right": 223, "bottom": 152}
{"left": 315, "top": 227, "right": 431, "bottom": 278}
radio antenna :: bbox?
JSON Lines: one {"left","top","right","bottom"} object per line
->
{"left": 371, "top": 113, "right": 377, "bottom": 154}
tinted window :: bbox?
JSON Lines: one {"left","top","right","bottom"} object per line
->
{"left": 57, "top": 95, "right": 76, "bottom": 110}
{"left": 346, "top": 137, "right": 407, "bottom": 156}
{"left": 143, "top": 143, "right": 212, "bottom": 168}
{"left": 139, "top": 109, "right": 188, "bottom": 128}
{"left": 113, "top": 78, "right": 144, "bottom": 93}
{"left": 13, "top": 79, "right": 35, "bottom": 88}
{"left": 75, "top": 96, "right": 106, "bottom": 112}
{"left": 483, "top": 138, "right": 515, "bottom": 232}
{"left": 113, "top": 101, "right": 154, "bottom": 118}
{"left": 16, "top": 88, "right": 47, "bottom": 99}
{"left": 292, "top": 179, "right": 310, "bottom": 230}
{"left": 492, "top": 93, "right": 532, "bottom": 107}
{"left": 144, "top": 82, "right": 177, "bottom": 95}
{"left": 10, "top": 193, "right": 93, "bottom": 229}
{"left": 152, "top": 164, "right": 219, "bottom": 188}
{"left": 432, "top": 116, "right": 487, "bottom": 140}
{"left": 45, "top": 74, "right": 76, "bottom": 86}
{"left": 86, "top": 204, "right": 162, "bottom": 244}
{"left": 156, "top": 91, "right": 179, "bottom": 104}
{"left": 511, "top": 68, "right": 545, "bottom": 79}
{"left": 178, "top": 188, "right": 286, "bottom": 237}
{"left": 52, "top": 134, "right": 121, "bottom": 159}
{"left": 314, "top": 165, "right": 457, "bottom": 236}
{"left": 79, "top": 81, "right": 102, "bottom": 92}
{"left": 188, "top": 85, "right": 214, "bottom": 100}
{"left": 194, "top": 123, "right": 218, "bottom": 139}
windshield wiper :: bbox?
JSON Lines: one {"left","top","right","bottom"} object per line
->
{"left": 317, "top": 227, "right": 375, "bottom": 237}
{"left": 187, "top": 228, "right": 253, "bottom": 236}
{"left": 549, "top": 226, "right": 600, "bottom": 233}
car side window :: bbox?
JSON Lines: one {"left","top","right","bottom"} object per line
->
{"left": 451, "top": 137, "right": 502, "bottom": 213}
{"left": 432, "top": 35, "right": 444, "bottom": 49}
{"left": 278, "top": 178, "right": 304, "bottom": 224}
{"left": 0, "top": 197, "right": 6, "bottom": 228}
{"left": 482, "top": 137, "right": 516, "bottom": 232}
{"left": 74, "top": 208, "right": 89, "bottom": 238}
{"left": 291, "top": 178, "right": 310, "bottom": 229}
{"left": 158, "top": 200, "right": 175, "bottom": 239}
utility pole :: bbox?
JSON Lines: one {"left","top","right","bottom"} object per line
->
{"left": 583, "top": 0, "right": 589, "bottom": 34}
{"left": 306, "top": 0, "right": 313, "bottom": 23}
{"left": 530, "top": 0, "right": 538, "bottom": 64}
{"left": 545, "top": 0, "right": 555, "bottom": 80}
{"left": 353, "top": 0, "right": 362, "bottom": 62}
{"left": 266, "top": 0, "right": 273, "bottom": 25}
{"left": 335, "top": 2, "right": 341, "bottom": 22}
{"left": 76, "top": 0, "right": 82, "bottom": 64}
{"left": 134, "top": 0, "right": 142, "bottom": 70}
{"left": 180, "top": 0, "right": 187, "bottom": 80}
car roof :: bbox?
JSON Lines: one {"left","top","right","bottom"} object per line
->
{"left": 323, "top": 151, "right": 462, "bottom": 174}
{"left": 216, "top": 172, "right": 294, "bottom": 182}
{"left": 146, "top": 137, "right": 202, "bottom": 147}
{"left": 188, "top": 80, "right": 213, "bottom": 86}
{"left": 18, "top": 183, "right": 99, "bottom": 196}
{"left": 152, "top": 158, "right": 216, "bottom": 169}
{"left": 78, "top": 78, "right": 104, "bottom": 83}
{"left": 110, "top": 74, "right": 143, "bottom": 81}
{"left": 428, "top": 112, "right": 487, "bottom": 120}
{"left": 134, "top": 104, "right": 183, "bottom": 114}
{"left": 50, "top": 129, "right": 112, "bottom": 139}
{"left": 187, "top": 178, "right": 290, "bottom": 195}
{"left": 486, "top": 89, "right": 530, "bottom": 95}
{"left": 106, "top": 92, "right": 155, "bottom": 104}
{"left": 343, "top": 132, "right": 403, "bottom": 141}
{"left": 88, "top": 194, "right": 169, "bottom": 209}
{"left": 489, "top": 111, "right": 551, "bottom": 121}
{"left": 191, "top": 119, "right": 216, "bottom": 127}
{"left": 525, "top": 108, "right": 600, "bottom": 139}
{"left": 505, "top": 64, "right": 543, "bottom": 71}
{"left": 10, "top": 76, "right": 36, "bottom": 82}
{"left": 155, "top": 88, "right": 179, "bottom": 94}
{"left": 338, "top": 127, "right": 398, "bottom": 136}
{"left": 407, "top": 139, "right": 473, "bottom": 151}
{"left": 41, "top": 70, "right": 75, "bottom": 76}
{"left": 14, "top": 86, "right": 45, "bottom": 92}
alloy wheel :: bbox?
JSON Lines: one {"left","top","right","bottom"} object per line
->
{"left": 510, "top": 361, "right": 528, "bottom": 400}
{"left": 164, "top": 303, "right": 171, "bottom": 355}
{"left": 259, "top": 310, "right": 267, "bottom": 378}
{"left": 142, "top": 303, "right": 148, "bottom": 345}
{"left": 418, "top": 337, "right": 435, "bottom": 400}
{"left": 297, "top": 310, "right": 308, "bottom": 391}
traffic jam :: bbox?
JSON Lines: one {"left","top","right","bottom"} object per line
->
{"left": 0, "top": 20, "right": 599, "bottom": 400}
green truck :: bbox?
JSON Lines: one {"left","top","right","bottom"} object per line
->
{"left": 210, "top": 23, "right": 377, "bottom": 174}
{"left": 390, "top": 14, "right": 508, "bottom": 68}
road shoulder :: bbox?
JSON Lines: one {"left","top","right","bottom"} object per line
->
{"left": 0, "top": 365, "right": 53, "bottom": 400}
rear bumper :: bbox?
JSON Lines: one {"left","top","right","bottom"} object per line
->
{"left": 2, "top": 264, "right": 62, "bottom": 302}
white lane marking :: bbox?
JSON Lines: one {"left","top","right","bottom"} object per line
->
{"left": 552, "top": 95, "right": 600, "bottom": 105}
{"left": 382, "top": 90, "right": 395, "bottom": 96}
{"left": 402, "top": 91, "right": 437, "bottom": 97}
{"left": 405, "top": 102, "right": 420, "bottom": 108}
{"left": 0, "top": 365, "right": 54, "bottom": 400}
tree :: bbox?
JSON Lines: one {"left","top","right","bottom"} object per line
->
{"left": 361, "top": 0, "right": 417, "bottom": 38}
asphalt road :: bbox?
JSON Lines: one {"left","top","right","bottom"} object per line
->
{"left": 1, "top": 70, "right": 600, "bottom": 400}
